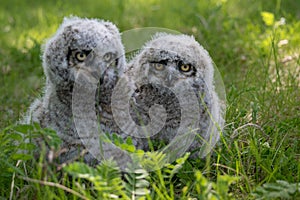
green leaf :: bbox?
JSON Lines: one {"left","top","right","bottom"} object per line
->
{"left": 120, "top": 143, "right": 136, "bottom": 152}
{"left": 112, "top": 133, "right": 121, "bottom": 145}
{"left": 18, "top": 143, "right": 36, "bottom": 150}
{"left": 135, "top": 169, "right": 149, "bottom": 179}
{"left": 126, "top": 137, "right": 133, "bottom": 145}
{"left": 134, "top": 188, "right": 150, "bottom": 195}
{"left": 253, "top": 180, "right": 300, "bottom": 199}
{"left": 136, "top": 179, "right": 150, "bottom": 188}
{"left": 8, "top": 133, "right": 23, "bottom": 141}
{"left": 124, "top": 165, "right": 149, "bottom": 198}
{"left": 261, "top": 11, "right": 274, "bottom": 26}
{"left": 216, "top": 174, "right": 239, "bottom": 199}
{"left": 11, "top": 153, "right": 33, "bottom": 161}
{"left": 12, "top": 124, "right": 34, "bottom": 134}
{"left": 64, "top": 162, "right": 96, "bottom": 177}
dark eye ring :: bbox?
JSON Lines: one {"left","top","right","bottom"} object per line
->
{"left": 75, "top": 52, "right": 87, "bottom": 62}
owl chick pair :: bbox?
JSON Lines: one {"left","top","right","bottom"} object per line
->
{"left": 24, "top": 16, "right": 224, "bottom": 165}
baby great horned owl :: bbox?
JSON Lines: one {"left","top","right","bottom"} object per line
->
{"left": 123, "top": 33, "right": 225, "bottom": 159}
{"left": 24, "top": 17, "right": 126, "bottom": 164}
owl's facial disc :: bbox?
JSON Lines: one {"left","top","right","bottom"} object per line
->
{"left": 69, "top": 45, "right": 120, "bottom": 71}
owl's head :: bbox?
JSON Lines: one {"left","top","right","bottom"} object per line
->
{"left": 42, "top": 16, "right": 125, "bottom": 86}
{"left": 130, "top": 33, "right": 214, "bottom": 89}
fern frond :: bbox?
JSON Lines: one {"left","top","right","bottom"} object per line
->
{"left": 64, "top": 160, "right": 129, "bottom": 199}
{"left": 253, "top": 180, "right": 300, "bottom": 200}
{"left": 124, "top": 164, "right": 150, "bottom": 199}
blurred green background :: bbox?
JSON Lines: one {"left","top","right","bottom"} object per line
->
{"left": 0, "top": 0, "right": 299, "bottom": 129}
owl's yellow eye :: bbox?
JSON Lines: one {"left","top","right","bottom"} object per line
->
{"left": 153, "top": 63, "right": 165, "bottom": 71}
{"left": 75, "top": 52, "right": 87, "bottom": 62}
{"left": 103, "top": 52, "right": 113, "bottom": 62}
{"left": 179, "top": 64, "right": 191, "bottom": 72}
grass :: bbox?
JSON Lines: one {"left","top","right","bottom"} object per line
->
{"left": 0, "top": 0, "right": 299, "bottom": 199}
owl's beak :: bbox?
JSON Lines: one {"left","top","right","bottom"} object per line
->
{"left": 166, "top": 73, "right": 177, "bottom": 87}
